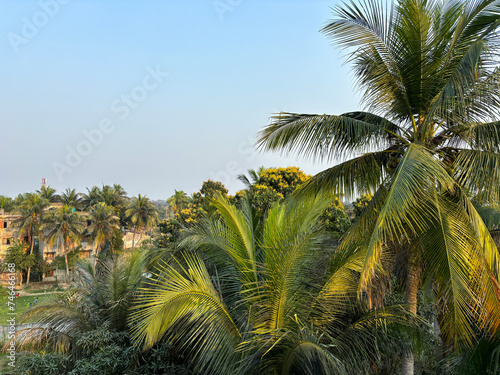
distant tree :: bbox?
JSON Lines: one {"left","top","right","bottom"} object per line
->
{"left": 87, "top": 203, "right": 120, "bottom": 265}
{"left": 242, "top": 167, "right": 311, "bottom": 214}
{"left": 167, "top": 190, "right": 190, "bottom": 217}
{"left": 199, "top": 180, "right": 229, "bottom": 199}
{"left": 0, "top": 196, "right": 15, "bottom": 212}
{"left": 32, "top": 254, "right": 52, "bottom": 282}
{"left": 352, "top": 194, "right": 373, "bottom": 220}
{"left": 110, "top": 229, "right": 125, "bottom": 253}
{"left": 126, "top": 195, "right": 159, "bottom": 249}
{"left": 53, "top": 248, "right": 81, "bottom": 271}
{"left": 36, "top": 185, "right": 59, "bottom": 203}
{"left": 42, "top": 205, "right": 85, "bottom": 283}
{"left": 237, "top": 166, "right": 266, "bottom": 188}
{"left": 179, "top": 180, "right": 229, "bottom": 225}
{"left": 13, "top": 193, "right": 49, "bottom": 285}
{"left": 319, "top": 197, "right": 351, "bottom": 238}
{"left": 3, "top": 241, "right": 35, "bottom": 287}
{"left": 60, "top": 188, "right": 83, "bottom": 211}
{"left": 83, "top": 184, "right": 129, "bottom": 225}
{"left": 257, "top": 167, "right": 310, "bottom": 197}
{"left": 155, "top": 218, "right": 183, "bottom": 248}
{"left": 82, "top": 186, "right": 101, "bottom": 210}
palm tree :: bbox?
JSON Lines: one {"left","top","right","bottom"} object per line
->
{"left": 60, "top": 188, "right": 83, "bottom": 211}
{"left": 125, "top": 194, "right": 158, "bottom": 249}
{"left": 42, "top": 205, "right": 85, "bottom": 283}
{"left": 166, "top": 190, "right": 190, "bottom": 216}
{"left": 257, "top": 1, "right": 500, "bottom": 372}
{"left": 15, "top": 250, "right": 147, "bottom": 357}
{"left": 0, "top": 196, "right": 15, "bottom": 212}
{"left": 36, "top": 185, "right": 59, "bottom": 203}
{"left": 237, "top": 166, "right": 266, "bottom": 188}
{"left": 13, "top": 193, "right": 49, "bottom": 285}
{"left": 81, "top": 186, "right": 101, "bottom": 210}
{"left": 129, "top": 195, "right": 419, "bottom": 374}
{"left": 86, "top": 203, "right": 120, "bottom": 265}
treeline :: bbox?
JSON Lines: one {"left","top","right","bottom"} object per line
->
{"left": 0, "top": 184, "right": 158, "bottom": 284}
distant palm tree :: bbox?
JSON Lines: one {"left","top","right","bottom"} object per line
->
{"left": 13, "top": 193, "right": 49, "bottom": 285}
{"left": 166, "top": 190, "right": 189, "bottom": 216}
{"left": 0, "top": 196, "right": 15, "bottom": 212}
{"left": 237, "top": 166, "right": 265, "bottom": 188}
{"left": 86, "top": 203, "right": 120, "bottom": 264}
{"left": 16, "top": 250, "right": 147, "bottom": 353}
{"left": 125, "top": 195, "right": 158, "bottom": 248}
{"left": 42, "top": 205, "right": 85, "bottom": 283}
{"left": 60, "top": 188, "right": 83, "bottom": 211}
{"left": 81, "top": 186, "right": 101, "bottom": 210}
{"left": 36, "top": 185, "right": 59, "bottom": 203}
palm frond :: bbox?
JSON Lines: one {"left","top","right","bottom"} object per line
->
{"left": 129, "top": 253, "right": 241, "bottom": 374}
{"left": 181, "top": 195, "right": 260, "bottom": 293}
{"left": 295, "top": 150, "right": 389, "bottom": 200}
{"left": 254, "top": 195, "right": 330, "bottom": 331}
{"left": 421, "top": 191, "right": 500, "bottom": 346}
{"left": 358, "top": 144, "right": 455, "bottom": 290}
{"left": 257, "top": 112, "right": 401, "bottom": 162}
{"left": 454, "top": 149, "right": 500, "bottom": 205}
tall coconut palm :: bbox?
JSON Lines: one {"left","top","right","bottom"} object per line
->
{"left": 13, "top": 193, "right": 49, "bottom": 285}
{"left": 125, "top": 194, "right": 158, "bottom": 249}
{"left": 60, "top": 188, "right": 83, "bottom": 211}
{"left": 86, "top": 203, "right": 120, "bottom": 265}
{"left": 42, "top": 205, "right": 85, "bottom": 283}
{"left": 36, "top": 185, "right": 59, "bottom": 203}
{"left": 257, "top": 1, "right": 500, "bottom": 372}
{"left": 81, "top": 186, "right": 101, "bottom": 210}
{"left": 166, "top": 190, "right": 190, "bottom": 217}
{"left": 129, "top": 195, "right": 420, "bottom": 374}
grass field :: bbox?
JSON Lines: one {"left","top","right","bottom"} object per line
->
{"left": 0, "top": 294, "right": 54, "bottom": 325}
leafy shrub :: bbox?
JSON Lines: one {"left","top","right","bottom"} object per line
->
{"left": 14, "top": 353, "right": 68, "bottom": 375}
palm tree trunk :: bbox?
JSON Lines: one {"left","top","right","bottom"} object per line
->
{"left": 131, "top": 228, "right": 136, "bottom": 249}
{"left": 94, "top": 242, "right": 100, "bottom": 267}
{"left": 402, "top": 264, "right": 420, "bottom": 375}
{"left": 40, "top": 232, "right": 45, "bottom": 281}
{"left": 62, "top": 239, "right": 70, "bottom": 284}
{"left": 26, "top": 231, "right": 35, "bottom": 286}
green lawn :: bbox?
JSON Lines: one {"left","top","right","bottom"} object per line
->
{"left": 0, "top": 294, "right": 54, "bottom": 325}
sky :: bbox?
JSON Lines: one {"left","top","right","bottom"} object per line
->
{"left": 0, "top": 0, "right": 362, "bottom": 200}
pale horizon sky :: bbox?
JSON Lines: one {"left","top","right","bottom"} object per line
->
{"left": 1, "top": 0, "right": 362, "bottom": 200}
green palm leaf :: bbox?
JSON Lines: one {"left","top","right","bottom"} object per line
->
{"left": 257, "top": 112, "right": 402, "bottom": 162}
{"left": 129, "top": 253, "right": 241, "bottom": 374}
{"left": 359, "top": 144, "right": 455, "bottom": 290}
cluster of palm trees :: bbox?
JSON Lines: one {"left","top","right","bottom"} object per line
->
{"left": 11, "top": 185, "right": 158, "bottom": 283}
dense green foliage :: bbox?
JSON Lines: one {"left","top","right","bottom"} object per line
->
{"left": 5, "top": 1, "right": 500, "bottom": 374}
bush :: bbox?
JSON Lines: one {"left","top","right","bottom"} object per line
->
{"left": 14, "top": 353, "right": 68, "bottom": 375}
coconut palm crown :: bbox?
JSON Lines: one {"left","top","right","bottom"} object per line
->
{"left": 258, "top": 0, "right": 500, "bottom": 347}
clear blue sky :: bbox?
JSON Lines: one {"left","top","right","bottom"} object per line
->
{"left": 0, "top": 0, "right": 361, "bottom": 200}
